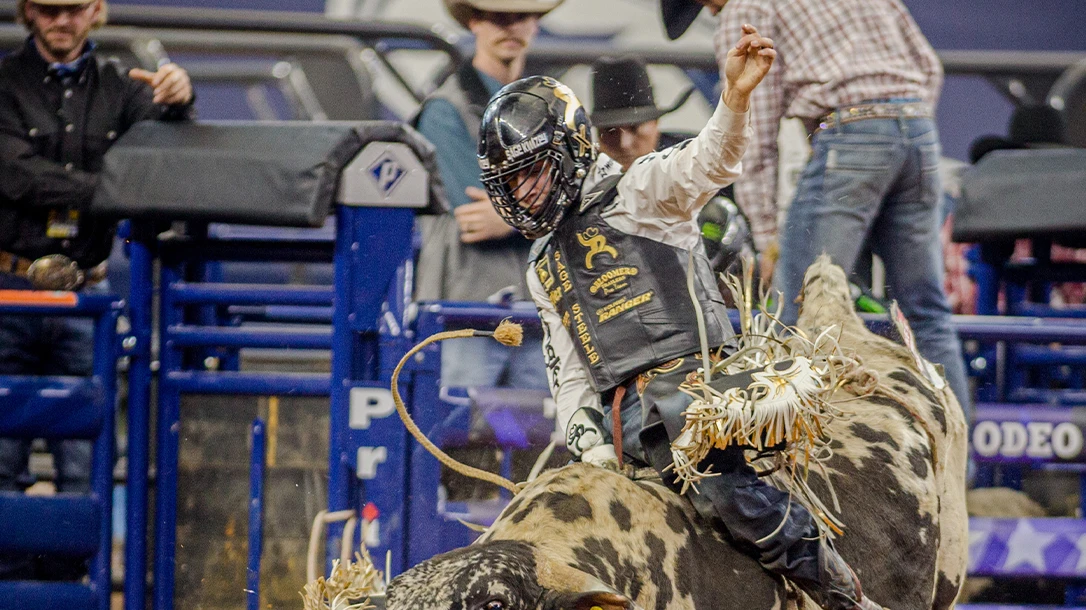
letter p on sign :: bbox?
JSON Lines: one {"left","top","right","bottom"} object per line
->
{"left": 349, "top": 388, "right": 394, "bottom": 429}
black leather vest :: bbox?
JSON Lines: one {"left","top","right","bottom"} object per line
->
{"left": 531, "top": 175, "right": 735, "bottom": 392}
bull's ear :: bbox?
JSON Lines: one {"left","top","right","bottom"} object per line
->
{"left": 548, "top": 591, "right": 635, "bottom": 610}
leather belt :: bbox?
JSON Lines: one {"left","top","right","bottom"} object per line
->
{"left": 0, "top": 250, "right": 33, "bottom": 276}
{"left": 814, "top": 101, "right": 933, "bottom": 133}
{"left": 0, "top": 250, "right": 106, "bottom": 291}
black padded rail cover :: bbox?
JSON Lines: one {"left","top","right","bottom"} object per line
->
{"left": 954, "top": 148, "right": 1086, "bottom": 243}
{"left": 92, "top": 120, "right": 448, "bottom": 227}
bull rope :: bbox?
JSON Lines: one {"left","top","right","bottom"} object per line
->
{"left": 674, "top": 262, "right": 945, "bottom": 538}
{"left": 390, "top": 320, "right": 524, "bottom": 495}
{"left": 674, "top": 263, "right": 861, "bottom": 537}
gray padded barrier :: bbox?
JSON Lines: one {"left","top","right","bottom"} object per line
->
{"left": 953, "top": 147, "right": 1086, "bottom": 246}
{"left": 92, "top": 120, "right": 448, "bottom": 226}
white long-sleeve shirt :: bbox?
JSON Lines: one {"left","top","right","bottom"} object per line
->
{"left": 528, "top": 102, "right": 752, "bottom": 437}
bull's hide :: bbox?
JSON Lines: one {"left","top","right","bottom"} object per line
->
{"left": 386, "top": 258, "right": 969, "bottom": 610}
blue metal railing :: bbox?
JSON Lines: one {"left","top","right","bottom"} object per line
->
{"left": 0, "top": 290, "right": 122, "bottom": 610}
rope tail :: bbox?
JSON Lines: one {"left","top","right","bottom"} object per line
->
{"left": 390, "top": 319, "right": 524, "bottom": 495}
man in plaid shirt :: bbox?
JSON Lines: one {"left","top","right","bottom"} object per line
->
{"left": 712, "top": 0, "right": 971, "bottom": 422}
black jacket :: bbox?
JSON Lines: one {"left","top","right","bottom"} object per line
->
{"left": 0, "top": 39, "right": 193, "bottom": 267}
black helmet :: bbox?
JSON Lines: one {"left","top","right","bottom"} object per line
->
{"left": 478, "top": 76, "right": 596, "bottom": 238}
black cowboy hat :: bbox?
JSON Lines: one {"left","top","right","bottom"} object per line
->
{"left": 590, "top": 55, "right": 695, "bottom": 129}
{"left": 660, "top": 0, "right": 704, "bottom": 40}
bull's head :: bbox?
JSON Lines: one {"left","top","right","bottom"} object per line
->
{"left": 386, "top": 540, "right": 639, "bottom": 610}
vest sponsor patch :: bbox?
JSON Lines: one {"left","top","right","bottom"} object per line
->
{"left": 589, "top": 266, "right": 639, "bottom": 296}
{"left": 597, "top": 290, "right": 654, "bottom": 323}
{"left": 535, "top": 257, "right": 555, "bottom": 291}
{"left": 576, "top": 226, "right": 617, "bottom": 269}
{"left": 570, "top": 303, "right": 600, "bottom": 365}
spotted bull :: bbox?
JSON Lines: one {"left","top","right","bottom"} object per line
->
{"left": 386, "top": 258, "right": 968, "bottom": 610}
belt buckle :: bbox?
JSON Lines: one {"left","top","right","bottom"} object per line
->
{"left": 27, "top": 254, "right": 85, "bottom": 291}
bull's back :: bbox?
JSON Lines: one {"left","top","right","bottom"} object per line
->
{"left": 482, "top": 464, "right": 786, "bottom": 610}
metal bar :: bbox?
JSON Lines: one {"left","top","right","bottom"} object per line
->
{"left": 425, "top": 304, "right": 1086, "bottom": 344}
{"left": 124, "top": 233, "right": 155, "bottom": 610}
{"left": 0, "top": 291, "right": 120, "bottom": 316}
{"left": 246, "top": 419, "right": 267, "bottom": 610}
{"left": 417, "top": 302, "right": 543, "bottom": 328}
{"left": 327, "top": 205, "right": 355, "bottom": 575}
{"left": 163, "top": 371, "right": 332, "bottom": 396}
{"left": 168, "top": 283, "right": 333, "bottom": 306}
{"left": 166, "top": 324, "right": 333, "bottom": 350}
{"left": 1010, "top": 344, "right": 1086, "bottom": 366}
{"left": 0, "top": 582, "right": 96, "bottom": 609}
{"left": 0, "top": 2, "right": 461, "bottom": 60}
{"left": 90, "top": 304, "right": 120, "bottom": 610}
{"left": 0, "top": 377, "right": 105, "bottom": 439}
{"left": 159, "top": 239, "right": 334, "bottom": 265}
{"left": 0, "top": 494, "right": 100, "bottom": 555}
{"left": 1008, "top": 388, "right": 1086, "bottom": 405}
{"left": 227, "top": 305, "right": 334, "bottom": 324}
{"left": 153, "top": 262, "right": 184, "bottom": 610}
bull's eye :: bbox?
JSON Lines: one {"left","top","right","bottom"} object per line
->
{"left": 483, "top": 600, "right": 505, "bottom": 610}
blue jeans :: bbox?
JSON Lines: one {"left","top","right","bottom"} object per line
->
{"left": 776, "top": 111, "right": 972, "bottom": 421}
{"left": 0, "top": 272, "right": 94, "bottom": 494}
{"left": 440, "top": 336, "right": 549, "bottom": 390}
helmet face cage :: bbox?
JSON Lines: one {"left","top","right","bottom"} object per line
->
{"left": 478, "top": 76, "right": 596, "bottom": 238}
{"left": 481, "top": 148, "right": 572, "bottom": 239}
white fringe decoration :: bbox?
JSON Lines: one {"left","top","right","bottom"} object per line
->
{"left": 668, "top": 264, "right": 872, "bottom": 537}
{"left": 301, "top": 544, "right": 385, "bottom": 610}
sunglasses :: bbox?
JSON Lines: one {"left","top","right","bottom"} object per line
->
{"left": 28, "top": 1, "right": 96, "bottom": 19}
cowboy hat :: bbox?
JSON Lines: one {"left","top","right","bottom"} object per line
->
{"left": 590, "top": 55, "right": 695, "bottom": 129}
{"left": 660, "top": 0, "right": 704, "bottom": 40}
{"left": 443, "top": 0, "right": 564, "bottom": 30}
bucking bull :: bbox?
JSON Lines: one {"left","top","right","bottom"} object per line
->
{"left": 386, "top": 258, "right": 969, "bottom": 610}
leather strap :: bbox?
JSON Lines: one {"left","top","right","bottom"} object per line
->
{"left": 611, "top": 385, "right": 625, "bottom": 470}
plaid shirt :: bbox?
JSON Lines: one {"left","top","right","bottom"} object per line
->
{"left": 715, "top": 0, "right": 943, "bottom": 254}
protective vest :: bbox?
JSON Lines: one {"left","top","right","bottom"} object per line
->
{"left": 531, "top": 175, "right": 735, "bottom": 392}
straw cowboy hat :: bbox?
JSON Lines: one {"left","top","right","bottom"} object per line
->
{"left": 17, "top": 0, "right": 108, "bottom": 28}
{"left": 443, "top": 0, "right": 565, "bottom": 30}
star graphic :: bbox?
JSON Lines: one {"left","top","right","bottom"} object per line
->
{"left": 571, "top": 125, "right": 592, "bottom": 158}
{"left": 968, "top": 528, "right": 991, "bottom": 571}
{"left": 1002, "top": 519, "right": 1057, "bottom": 572}
{"left": 1074, "top": 533, "right": 1086, "bottom": 573}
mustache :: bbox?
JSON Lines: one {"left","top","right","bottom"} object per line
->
{"left": 497, "top": 36, "right": 527, "bottom": 46}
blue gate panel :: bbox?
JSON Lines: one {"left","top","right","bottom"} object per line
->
{"left": 0, "top": 581, "right": 95, "bottom": 610}
{"left": 0, "top": 493, "right": 100, "bottom": 556}
{"left": 163, "top": 370, "right": 332, "bottom": 395}
{"left": 0, "top": 376, "right": 105, "bottom": 439}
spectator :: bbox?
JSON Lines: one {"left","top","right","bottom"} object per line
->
{"left": 414, "top": 0, "right": 562, "bottom": 390}
{"left": 0, "top": 0, "right": 193, "bottom": 579}
{"left": 709, "top": 0, "right": 972, "bottom": 420}
{"left": 589, "top": 53, "right": 757, "bottom": 293}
